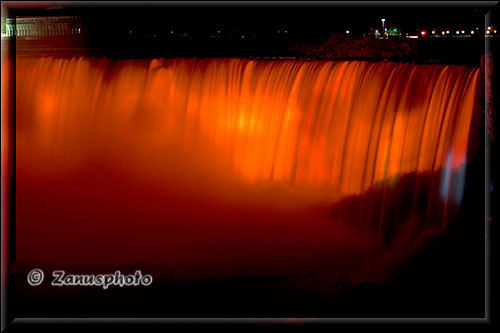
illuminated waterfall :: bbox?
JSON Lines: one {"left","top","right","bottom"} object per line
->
{"left": 17, "top": 57, "right": 479, "bottom": 186}
{"left": 14, "top": 57, "right": 480, "bottom": 277}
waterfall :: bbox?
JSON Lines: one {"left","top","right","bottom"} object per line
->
{"left": 15, "top": 57, "right": 480, "bottom": 279}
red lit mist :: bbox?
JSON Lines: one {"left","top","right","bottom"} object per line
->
{"left": 15, "top": 57, "right": 479, "bottom": 285}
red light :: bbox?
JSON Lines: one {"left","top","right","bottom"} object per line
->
{"left": 420, "top": 31, "right": 426, "bottom": 36}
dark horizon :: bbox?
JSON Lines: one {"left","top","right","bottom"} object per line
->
{"left": 4, "top": 2, "right": 498, "bottom": 64}
{"left": 3, "top": 2, "right": 496, "bottom": 39}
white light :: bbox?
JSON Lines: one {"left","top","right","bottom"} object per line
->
{"left": 346, "top": 30, "right": 349, "bottom": 34}
{"left": 487, "top": 30, "right": 490, "bottom": 34}
{"left": 488, "top": 26, "right": 491, "bottom": 30}
{"left": 471, "top": 30, "right": 474, "bottom": 34}
{"left": 456, "top": 30, "right": 460, "bottom": 34}
{"left": 381, "top": 18, "right": 385, "bottom": 22}
{"left": 461, "top": 30, "right": 465, "bottom": 34}
{"left": 442, "top": 31, "right": 445, "bottom": 35}
{"left": 446, "top": 30, "right": 450, "bottom": 34}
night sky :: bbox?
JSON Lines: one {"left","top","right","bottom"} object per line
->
{"left": 5, "top": 1, "right": 495, "bottom": 41}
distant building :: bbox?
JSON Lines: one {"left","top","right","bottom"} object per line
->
{"left": 2, "top": 16, "right": 82, "bottom": 38}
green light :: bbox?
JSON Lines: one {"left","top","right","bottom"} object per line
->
{"left": 393, "top": 28, "right": 397, "bottom": 32}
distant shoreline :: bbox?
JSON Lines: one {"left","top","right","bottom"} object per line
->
{"left": 2, "top": 37, "right": 492, "bottom": 67}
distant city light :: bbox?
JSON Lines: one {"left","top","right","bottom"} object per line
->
{"left": 495, "top": 30, "right": 498, "bottom": 33}
{"left": 456, "top": 30, "right": 460, "bottom": 34}
{"left": 432, "top": 30, "right": 436, "bottom": 34}
{"left": 471, "top": 30, "right": 475, "bottom": 34}
{"left": 346, "top": 30, "right": 350, "bottom": 34}
{"left": 420, "top": 30, "right": 426, "bottom": 36}
{"left": 487, "top": 30, "right": 491, "bottom": 34}
{"left": 393, "top": 28, "right": 397, "bottom": 32}
{"left": 488, "top": 26, "right": 492, "bottom": 30}
{"left": 446, "top": 30, "right": 450, "bottom": 34}
{"left": 442, "top": 31, "right": 445, "bottom": 35}
{"left": 461, "top": 30, "right": 465, "bottom": 34}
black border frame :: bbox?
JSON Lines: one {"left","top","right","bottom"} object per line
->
{"left": 1, "top": 0, "right": 497, "bottom": 330}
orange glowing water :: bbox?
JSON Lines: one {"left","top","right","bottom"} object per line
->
{"left": 17, "top": 58, "right": 478, "bottom": 190}
{"left": 14, "top": 57, "right": 480, "bottom": 279}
